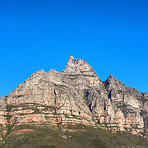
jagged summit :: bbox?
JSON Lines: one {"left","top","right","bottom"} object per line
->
{"left": 109, "top": 74, "right": 115, "bottom": 78}
{"left": 64, "top": 56, "right": 97, "bottom": 76}
{"left": 104, "top": 74, "right": 125, "bottom": 91}
{"left": 0, "top": 56, "right": 147, "bottom": 142}
{"left": 105, "top": 74, "right": 143, "bottom": 97}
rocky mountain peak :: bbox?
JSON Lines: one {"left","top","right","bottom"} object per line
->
{"left": 64, "top": 56, "right": 97, "bottom": 77}
{"left": 0, "top": 56, "right": 147, "bottom": 143}
{"left": 105, "top": 74, "right": 142, "bottom": 97}
{"left": 109, "top": 74, "right": 115, "bottom": 78}
{"left": 104, "top": 74, "right": 125, "bottom": 91}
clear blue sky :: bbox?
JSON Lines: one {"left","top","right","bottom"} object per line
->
{"left": 0, "top": 0, "right": 148, "bottom": 96}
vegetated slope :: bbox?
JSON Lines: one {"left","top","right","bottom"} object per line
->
{"left": 0, "top": 56, "right": 148, "bottom": 147}
{"left": 0, "top": 124, "right": 148, "bottom": 148}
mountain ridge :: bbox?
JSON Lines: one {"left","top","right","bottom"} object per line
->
{"left": 0, "top": 56, "right": 148, "bottom": 145}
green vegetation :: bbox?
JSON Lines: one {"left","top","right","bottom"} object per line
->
{"left": 82, "top": 74, "right": 95, "bottom": 77}
{"left": 54, "top": 84, "right": 66, "bottom": 88}
{"left": 3, "top": 115, "right": 12, "bottom": 122}
{"left": 17, "top": 95, "right": 24, "bottom": 98}
{"left": 6, "top": 103, "right": 57, "bottom": 114}
{"left": 0, "top": 124, "right": 147, "bottom": 148}
{"left": 2, "top": 103, "right": 147, "bottom": 147}
{"left": 0, "top": 125, "right": 4, "bottom": 144}
{"left": 117, "top": 90, "right": 123, "bottom": 93}
{"left": 64, "top": 114, "right": 70, "bottom": 118}
{"left": 5, "top": 125, "right": 14, "bottom": 137}
{"left": 6, "top": 105, "right": 12, "bottom": 112}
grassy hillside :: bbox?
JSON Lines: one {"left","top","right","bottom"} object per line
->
{"left": 0, "top": 123, "right": 148, "bottom": 148}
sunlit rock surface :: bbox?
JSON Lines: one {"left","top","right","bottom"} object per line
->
{"left": 0, "top": 56, "right": 147, "bottom": 140}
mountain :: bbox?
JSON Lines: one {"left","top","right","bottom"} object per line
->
{"left": 0, "top": 56, "right": 148, "bottom": 147}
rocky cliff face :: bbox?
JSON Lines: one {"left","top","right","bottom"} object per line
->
{"left": 0, "top": 56, "right": 147, "bottom": 141}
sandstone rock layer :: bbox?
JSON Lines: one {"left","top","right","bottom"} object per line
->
{"left": 0, "top": 56, "right": 147, "bottom": 140}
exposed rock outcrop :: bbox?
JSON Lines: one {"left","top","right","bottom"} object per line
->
{"left": 0, "top": 56, "right": 147, "bottom": 141}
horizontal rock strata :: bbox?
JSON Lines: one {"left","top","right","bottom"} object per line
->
{"left": 0, "top": 56, "right": 147, "bottom": 141}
